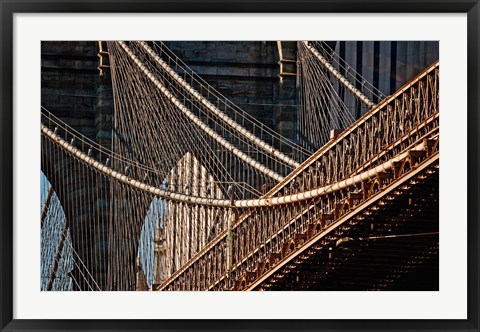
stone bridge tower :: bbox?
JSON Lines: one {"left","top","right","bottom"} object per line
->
{"left": 41, "top": 40, "right": 438, "bottom": 291}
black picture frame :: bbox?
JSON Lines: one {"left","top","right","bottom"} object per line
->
{"left": 1, "top": 1, "right": 479, "bottom": 331}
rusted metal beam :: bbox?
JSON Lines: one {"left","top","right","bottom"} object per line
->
{"left": 97, "top": 41, "right": 110, "bottom": 76}
{"left": 46, "top": 220, "right": 69, "bottom": 291}
{"left": 246, "top": 153, "right": 439, "bottom": 290}
{"left": 40, "top": 185, "right": 54, "bottom": 229}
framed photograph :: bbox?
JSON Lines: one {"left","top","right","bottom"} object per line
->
{"left": 1, "top": 1, "right": 479, "bottom": 331}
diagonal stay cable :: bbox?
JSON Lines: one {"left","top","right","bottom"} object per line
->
{"left": 116, "top": 41, "right": 284, "bottom": 182}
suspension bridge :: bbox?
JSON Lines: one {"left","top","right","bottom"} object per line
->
{"left": 40, "top": 41, "right": 439, "bottom": 291}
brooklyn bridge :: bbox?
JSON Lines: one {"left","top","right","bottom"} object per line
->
{"left": 40, "top": 41, "right": 439, "bottom": 291}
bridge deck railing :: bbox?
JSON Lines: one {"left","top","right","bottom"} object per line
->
{"left": 157, "top": 61, "right": 439, "bottom": 291}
